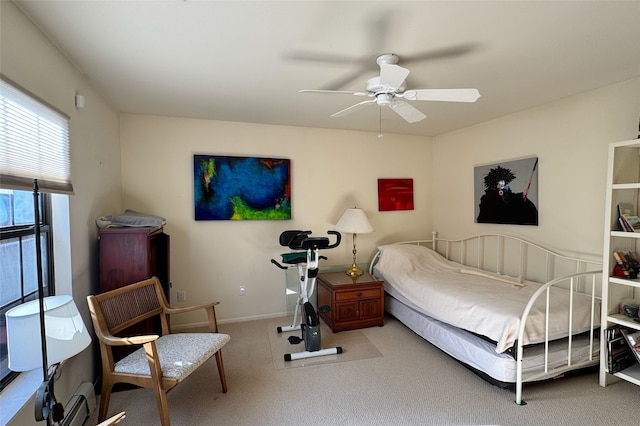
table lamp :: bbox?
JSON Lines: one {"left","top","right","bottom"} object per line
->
{"left": 334, "top": 207, "right": 374, "bottom": 280}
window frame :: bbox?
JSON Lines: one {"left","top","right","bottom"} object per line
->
{"left": 0, "top": 75, "right": 69, "bottom": 393}
{"left": 0, "top": 189, "right": 55, "bottom": 391}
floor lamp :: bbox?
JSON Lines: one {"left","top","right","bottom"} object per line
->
{"left": 5, "top": 180, "right": 91, "bottom": 425}
{"left": 334, "top": 207, "right": 374, "bottom": 281}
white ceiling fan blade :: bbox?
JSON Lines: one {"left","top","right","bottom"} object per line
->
{"left": 331, "top": 100, "right": 376, "bottom": 118}
{"left": 299, "top": 89, "right": 369, "bottom": 96}
{"left": 403, "top": 88, "right": 481, "bottom": 102}
{"left": 379, "top": 64, "right": 410, "bottom": 88}
{"left": 389, "top": 101, "right": 426, "bottom": 123}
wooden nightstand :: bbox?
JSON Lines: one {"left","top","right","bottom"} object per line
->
{"left": 317, "top": 272, "right": 384, "bottom": 332}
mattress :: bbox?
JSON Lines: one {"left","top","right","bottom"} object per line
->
{"left": 385, "top": 289, "right": 599, "bottom": 384}
{"left": 374, "top": 243, "right": 600, "bottom": 353}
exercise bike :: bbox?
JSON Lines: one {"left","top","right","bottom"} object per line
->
{"left": 271, "top": 229, "right": 342, "bottom": 361}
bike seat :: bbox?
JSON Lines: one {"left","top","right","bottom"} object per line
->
{"left": 280, "top": 252, "right": 307, "bottom": 264}
{"left": 299, "top": 237, "right": 330, "bottom": 250}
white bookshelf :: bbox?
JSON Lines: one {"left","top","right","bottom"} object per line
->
{"left": 600, "top": 139, "right": 640, "bottom": 387}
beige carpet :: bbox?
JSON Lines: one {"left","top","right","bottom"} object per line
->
{"left": 267, "top": 316, "right": 383, "bottom": 369}
{"left": 89, "top": 315, "right": 640, "bottom": 425}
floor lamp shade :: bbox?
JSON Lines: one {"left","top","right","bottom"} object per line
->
{"left": 6, "top": 295, "right": 91, "bottom": 372}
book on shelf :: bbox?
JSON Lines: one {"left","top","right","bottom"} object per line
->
{"left": 612, "top": 251, "right": 639, "bottom": 279}
{"left": 617, "top": 203, "right": 640, "bottom": 232}
{"left": 620, "top": 328, "right": 640, "bottom": 364}
{"left": 618, "top": 203, "right": 635, "bottom": 218}
{"left": 622, "top": 215, "right": 640, "bottom": 233}
{"left": 619, "top": 216, "right": 633, "bottom": 232}
{"left": 606, "top": 325, "right": 636, "bottom": 373}
{"left": 624, "top": 251, "right": 640, "bottom": 272}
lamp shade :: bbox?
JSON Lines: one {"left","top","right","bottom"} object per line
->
{"left": 334, "top": 208, "right": 374, "bottom": 234}
{"left": 6, "top": 295, "right": 91, "bottom": 372}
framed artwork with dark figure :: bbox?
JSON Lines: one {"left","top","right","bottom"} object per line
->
{"left": 194, "top": 155, "right": 291, "bottom": 220}
{"left": 474, "top": 157, "right": 538, "bottom": 225}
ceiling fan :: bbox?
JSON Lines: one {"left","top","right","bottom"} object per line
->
{"left": 299, "top": 53, "right": 481, "bottom": 124}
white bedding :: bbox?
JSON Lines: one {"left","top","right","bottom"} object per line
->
{"left": 374, "top": 244, "right": 599, "bottom": 353}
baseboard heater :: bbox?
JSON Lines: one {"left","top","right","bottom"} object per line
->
{"left": 61, "top": 382, "right": 95, "bottom": 426}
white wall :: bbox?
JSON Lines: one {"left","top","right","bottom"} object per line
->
{"left": 120, "top": 115, "right": 433, "bottom": 325}
{"left": 433, "top": 78, "right": 640, "bottom": 258}
{"left": 3, "top": 0, "right": 640, "bottom": 422}
{"left": 2, "top": 3, "right": 122, "bottom": 425}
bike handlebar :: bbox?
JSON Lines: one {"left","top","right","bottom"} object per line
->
{"left": 326, "top": 230, "right": 341, "bottom": 249}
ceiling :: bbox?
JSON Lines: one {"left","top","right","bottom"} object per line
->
{"left": 13, "top": 1, "right": 640, "bottom": 137}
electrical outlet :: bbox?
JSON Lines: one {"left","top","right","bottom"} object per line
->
{"left": 177, "top": 291, "right": 186, "bottom": 302}
{"left": 239, "top": 286, "right": 246, "bottom": 296}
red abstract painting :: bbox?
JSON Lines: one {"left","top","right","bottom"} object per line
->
{"left": 378, "top": 178, "right": 414, "bottom": 211}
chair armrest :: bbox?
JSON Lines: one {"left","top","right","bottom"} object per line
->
{"left": 163, "top": 301, "right": 220, "bottom": 316}
{"left": 101, "top": 334, "right": 159, "bottom": 347}
{"left": 163, "top": 301, "right": 221, "bottom": 333}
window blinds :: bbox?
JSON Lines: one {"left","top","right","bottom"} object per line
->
{"left": 0, "top": 77, "right": 73, "bottom": 194}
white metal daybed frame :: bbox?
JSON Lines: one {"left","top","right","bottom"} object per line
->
{"left": 369, "top": 232, "right": 602, "bottom": 405}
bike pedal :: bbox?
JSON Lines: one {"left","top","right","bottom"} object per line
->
{"left": 288, "top": 336, "right": 303, "bottom": 345}
{"left": 318, "top": 305, "right": 331, "bottom": 314}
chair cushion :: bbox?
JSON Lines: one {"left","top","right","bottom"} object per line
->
{"left": 114, "top": 333, "right": 230, "bottom": 381}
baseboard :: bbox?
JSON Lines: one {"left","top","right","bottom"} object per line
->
{"left": 171, "top": 311, "right": 289, "bottom": 331}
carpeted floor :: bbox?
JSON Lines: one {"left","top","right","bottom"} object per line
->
{"left": 90, "top": 315, "right": 640, "bottom": 425}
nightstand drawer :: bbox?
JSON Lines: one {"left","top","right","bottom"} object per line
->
{"left": 335, "top": 288, "right": 382, "bottom": 301}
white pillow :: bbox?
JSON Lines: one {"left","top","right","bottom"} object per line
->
{"left": 375, "top": 243, "right": 456, "bottom": 278}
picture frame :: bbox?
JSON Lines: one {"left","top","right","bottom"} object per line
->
{"left": 378, "top": 178, "right": 414, "bottom": 211}
{"left": 474, "top": 156, "right": 538, "bottom": 225}
{"left": 194, "top": 154, "right": 291, "bottom": 220}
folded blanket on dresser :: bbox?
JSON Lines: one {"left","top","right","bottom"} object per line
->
{"left": 96, "top": 209, "right": 166, "bottom": 229}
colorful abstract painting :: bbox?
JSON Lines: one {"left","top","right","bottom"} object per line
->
{"left": 378, "top": 178, "right": 414, "bottom": 211}
{"left": 194, "top": 155, "right": 291, "bottom": 220}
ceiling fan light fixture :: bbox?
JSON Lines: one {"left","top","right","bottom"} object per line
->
{"left": 376, "top": 93, "right": 393, "bottom": 106}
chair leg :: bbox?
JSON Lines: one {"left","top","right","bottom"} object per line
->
{"left": 98, "top": 378, "right": 113, "bottom": 422}
{"left": 152, "top": 386, "right": 171, "bottom": 426}
{"left": 215, "top": 350, "right": 228, "bottom": 393}
{"left": 144, "top": 342, "right": 171, "bottom": 426}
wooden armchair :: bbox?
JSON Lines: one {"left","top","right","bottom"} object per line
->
{"left": 87, "top": 277, "right": 230, "bottom": 426}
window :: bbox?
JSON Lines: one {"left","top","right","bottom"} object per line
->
{"left": 0, "top": 76, "right": 71, "bottom": 390}
{"left": 0, "top": 190, "right": 53, "bottom": 389}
